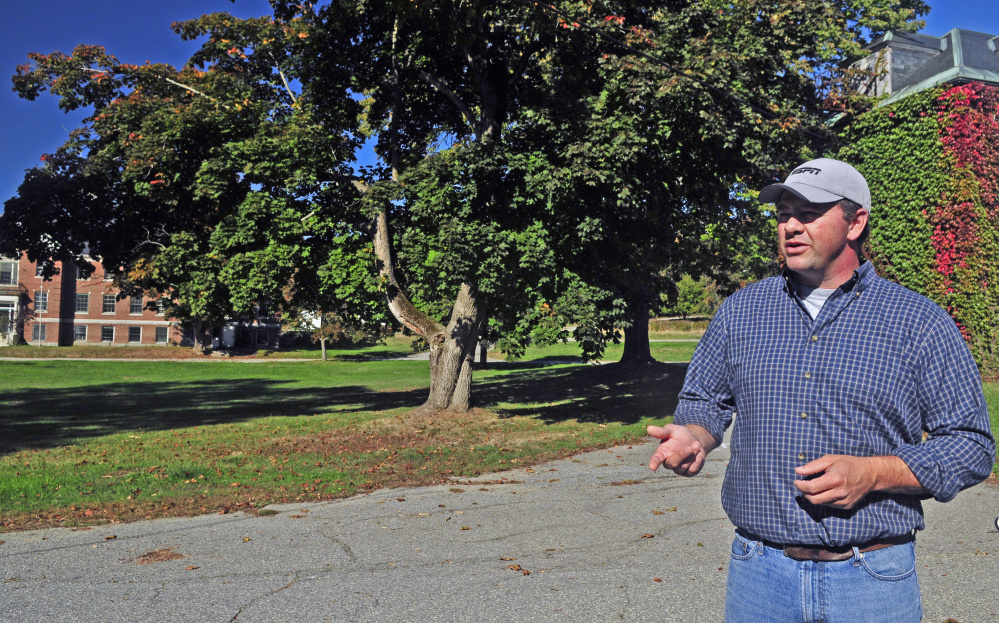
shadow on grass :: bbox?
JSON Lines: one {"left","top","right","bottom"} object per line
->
{"left": 476, "top": 361, "right": 687, "bottom": 424}
{"left": 0, "top": 379, "right": 427, "bottom": 455}
{"left": 1, "top": 361, "right": 686, "bottom": 455}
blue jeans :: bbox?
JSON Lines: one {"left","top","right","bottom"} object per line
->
{"left": 725, "top": 531, "right": 922, "bottom": 622}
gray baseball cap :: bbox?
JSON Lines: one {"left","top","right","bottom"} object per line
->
{"left": 758, "top": 158, "right": 871, "bottom": 212}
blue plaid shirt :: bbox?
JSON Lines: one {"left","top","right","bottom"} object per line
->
{"left": 675, "top": 261, "right": 996, "bottom": 547}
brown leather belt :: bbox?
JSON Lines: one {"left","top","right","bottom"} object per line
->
{"left": 747, "top": 532, "right": 914, "bottom": 562}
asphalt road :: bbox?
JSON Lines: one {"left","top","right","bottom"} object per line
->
{"left": 1, "top": 438, "right": 997, "bottom": 622}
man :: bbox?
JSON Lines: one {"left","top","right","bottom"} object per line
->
{"left": 648, "top": 158, "right": 995, "bottom": 622}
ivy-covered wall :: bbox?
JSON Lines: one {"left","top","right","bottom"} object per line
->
{"left": 839, "top": 82, "right": 999, "bottom": 375}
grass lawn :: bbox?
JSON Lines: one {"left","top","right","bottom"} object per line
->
{"left": 983, "top": 382, "right": 999, "bottom": 478}
{"left": 0, "top": 359, "right": 685, "bottom": 532}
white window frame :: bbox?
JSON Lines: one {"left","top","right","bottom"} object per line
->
{"left": 101, "top": 326, "right": 115, "bottom": 342}
{"left": 32, "top": 323, "right": 46, "bottom": 342}
{"left": 155, "top": 326, "right": 168, "bottom": 343}
{"left": 73, "top": 325, "right": 87, "bottom": 342}
{"left": 35, "top": 291, "right": 48, "bottom": 313}
{"left": 128, "top": 326, "right": 142, "bottom": 343}
{"left": 103, "top": 294, "right": 116, "bottom": 314}
{"left": 130, "top": 297, "right": 143, "bottom": 314}
{"left": 0, "top": 261, "right": 16, "bottom": 285}
{"left": 75, "top": 293, "right": 89, "bottom": 313}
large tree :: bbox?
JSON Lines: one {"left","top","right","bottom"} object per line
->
{"left": 2, "top": 15, "right": 359, "bottom": 349}
{"left": 3, "top": 0, "right": 929, "bottom": 409}
{"left": 538, "top": 0, "right": 929, "bottom": 362}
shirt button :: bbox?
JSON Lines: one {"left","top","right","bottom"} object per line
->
{"left": 804, "top": 372, "right": 811, "bottom": 379}
{"left": 811, "top": 335, "right": 818, "bottom": 342}
{"left": 798, "top": 453, "right": 805, "bottom": 460}
{"left": 800, "top": 412, "right": 808, "bottom": 419}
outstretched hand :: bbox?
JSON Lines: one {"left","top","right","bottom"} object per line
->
{"left": 647, "top": 424, "right": 709, "bottom": 477}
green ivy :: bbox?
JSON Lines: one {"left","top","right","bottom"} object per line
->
{"left": 838, "top": 84, "right": 999, "bottom": 375}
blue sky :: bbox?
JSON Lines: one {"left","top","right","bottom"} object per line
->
{"left": 2, "top": 0, "right": 997, "bottom": 209}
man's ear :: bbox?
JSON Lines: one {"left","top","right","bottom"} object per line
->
{"left": 846, "top": 209, "right": 868, "bottom": 242}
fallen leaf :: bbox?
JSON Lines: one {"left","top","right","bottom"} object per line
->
{"left": 665, "top": 507, "right": 678, "bottom": 512}
{"left": 461, "top": 526, "right": 471, "bottom": 531}
{"left": 243, "top": 537, "right": 252, "bottom": 542}
{"left": 134, "top": 548, "right": 184, "bottom": 565}
{"left": 499, "top": 557, "right": 517, "bottom": 561}
{"left": 642, "top": 534, "right": 655, "bottom": 539}
{"left": 654, "top": 577, "right": 663, "bottom": 582}
{"left": 396, "top": 498, "right": 405, "bottom": 502}
{"left": 697, "top": 543, "right": 703, "bottom": 547}
{"left": 608, "top": 479, "right": 643, "bottom": 486}
{"left": 186, "top": 566, "right": 199, "bottom": 570}
{"left": 290, "top": 515, "right": 306, "bottom": 519}
{"left": 105, "top": 535, "right": 117, "bottom": 540}
{"left": 652, "top": 510, "right": 665, "bottom": 515}
{"left": 0, "top": 541, "right": 5, "bottom": 546}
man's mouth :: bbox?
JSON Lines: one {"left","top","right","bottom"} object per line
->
{"left": 785, "top": 241, "right": 808, "bottom": 254}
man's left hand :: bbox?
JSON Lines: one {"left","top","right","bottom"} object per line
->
{"left": 793, "top": 455, "right": 879, "bottom": 509}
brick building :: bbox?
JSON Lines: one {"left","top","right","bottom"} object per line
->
{"left": 0, "top": 252, "right": 181, "bottom": 346}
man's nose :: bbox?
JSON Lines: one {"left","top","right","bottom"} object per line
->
{"left": 784, "top": 215, "right": 804, "bottom": 232}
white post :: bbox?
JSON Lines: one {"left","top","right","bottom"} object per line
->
{"left": 37, "top": 289, "right": 45, "bottom": 347}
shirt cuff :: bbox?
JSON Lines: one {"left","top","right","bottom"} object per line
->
{"left": 892, "top": 444, "right": 955, "bottom": 502}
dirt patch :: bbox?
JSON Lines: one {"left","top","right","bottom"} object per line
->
{"left": 133, "top": 548, "right": 185, "bottom": 564}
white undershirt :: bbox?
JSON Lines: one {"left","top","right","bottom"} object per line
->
{"left": 795, "top": 284, "right": 837, "bottom": 319}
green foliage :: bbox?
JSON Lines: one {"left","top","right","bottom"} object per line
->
{"left": 309, "top": 312, "right": 390, "bottom": 347}
{"left": 661, "top": 275, "right": 717, "bottom": 319}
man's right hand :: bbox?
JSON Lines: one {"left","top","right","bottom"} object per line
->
{"left": 647, "top": 424, "right": 712, "bottom": 477}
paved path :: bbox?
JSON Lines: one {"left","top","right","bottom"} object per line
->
{"left": 1, "top": 438, "right": 996, "bottom": 622}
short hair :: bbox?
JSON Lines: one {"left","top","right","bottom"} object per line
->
{"left": 838, "top": 198, "right": 870, "bottom": 246}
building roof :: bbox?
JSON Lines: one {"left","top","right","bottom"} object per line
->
{"left": 875, "top": 29, "right": 999, "bottom": 106}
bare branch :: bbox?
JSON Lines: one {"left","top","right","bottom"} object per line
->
{"left": 418, "top": 70, "right": 477, "bottom": 131}
{"left": 268, "top": 51, "right": 298, "bottom": 104}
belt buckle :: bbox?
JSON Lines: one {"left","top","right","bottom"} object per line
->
{"left": 783, "top": 545, "right": 853, "bottom": 562}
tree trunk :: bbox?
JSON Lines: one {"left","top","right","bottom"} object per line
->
{"left": 620, "top": 301, "right": 654, "bottom": 363}
{"left": 424, "top": 283, "right": 487, "bottom": 412}
{"left": 368, "top": 206, "right": 488, "bottom": 412}
{"left": 321, "top": 338, "right": 327, "bottom": 361}
{"left": 191, "top": 318, "right": 205, "bottom": 352}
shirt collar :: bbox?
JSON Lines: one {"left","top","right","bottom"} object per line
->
{"left": 781, "top": 260, "right": 875, "bottom": 295}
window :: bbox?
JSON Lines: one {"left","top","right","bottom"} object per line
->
{"left": 129, "top": 327, "right": 142, "bottom": 343}
{"left": 256, "top": 329, "right": 270, "bottom": 346}
{"left": 77, "top": 263, "right": 94, "bottom": 281}
{"left": 101, "top": 326, "right": 114, "bottom": 342}
{"left": 35, "top": 292, "right": 48, "bottom": 313}
{"left": 156, "top": 299, "right": 166, "bottom": 315}
{"left": 155, "top": 327, "right": 168, "bottom": 343}
{"left": 74, "top": 325, "right": 87, "bottom": 342}
{"left": 0, "top": 261, "right": 15, "bottom": 285}
{"left": 75, "top": 294, "right": 89, "bottom": 313}
{"left": 32, "top": 323, "right": 46, "bottom": 342}
{"left": 130, "top": 297, "right": 143, "bottom": 314}
{"left": 103, "top": 294, "right": 116, "bottom": 313}
{"left": 0, "top": 302, "right": 14, "bottom": 334}
{"left": 36, "top": 264, "right": 44, "bottom": 277}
